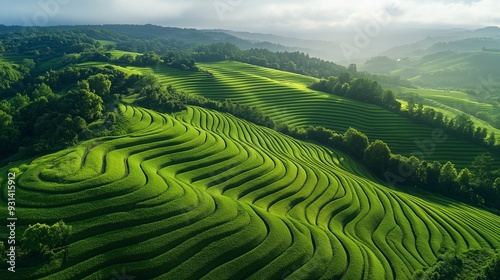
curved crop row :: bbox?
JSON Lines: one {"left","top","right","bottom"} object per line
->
{"left": 2, "top": 104, "right": 498, "bottom": 280}
{"left": 130, "top": 61, "right": 499, "bottom": 168}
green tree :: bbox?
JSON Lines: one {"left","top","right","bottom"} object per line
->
{"left": 457, "top": 168, "right": 473, "bottom": 194}
{"left": 416, "top": 252, "right": 463, "bottom": 280}
{"left": 307, "top": 126, "right": 336, "bottom": 144}
{"left": 427, "top": 161, "right": 443, "bottom": 187}
{"left": 454, "top": 113, "right": 474, "bottom": 135}
{"left": 49, "top": 220, "right": 72, "bottom": 248}
{"left": 21, "top": 221, "right": 72, "bottom": 258}
{"left": 32, "top": 83, "right": 54, "bottom": 100}
{"left": 11, "top": 93, "right": 30, "bottom": 109}
{"left": 77, "top": 79, "right": 90, "bottom": 91}
{"left": 494, "top": 178, "right": 500, "bottom": 192}
{"left": 21, "top": 223, "right": 52, "bottom": 256}
{"left": 473, "top": 127, "right": 488, "bottom": 143}
{"left": 20, "top": 58, "right": 35, "bottom": 74}
{"left": 487, "top": 132, "right": 496, "bottom": 147}
{"left": 118, "top": 54, "right": 135, "bottom": 64}
{"left": 343, "top": 127, "right": 369, "bottom": 159}
{"left": 416, "top": 102, "right": 424, "bottom": 117}
{"left": 382, "top": 90, "right": 401, "bottom": 110}
{"left": 87, "top": 74, "right": 111, "bottom": 98}
{"left": 0, "top": 109, "right": 20, "bottom": 157}
{"left": 482, "top": 252, "right": 500, "bottom": 280}
{"left": 0, "top": 109, "right": 12, "bottom": 126}
{"left": 407, "top": 96, "right": 415, "bottom": 113}
{"left": 60, "top": 89, "right": 104, "bottom": 122}
{"left": 415, "top": 161, "right": 429, "bottom": 185}
{"left": 440, "top": 161, "right": 458, "bottom": 190}
{"left": 435, "top": 112, "right": 445, "bottom": 127}
{"left": 285, "top": 61, "right": 297, "bottom": 72}
{"left": 338, "top": 72, "right": 353, "bottom": 84}
{"left": 470, "top": 153, "right": 494, "bottom": 187}
{"left": 0, "top": 100, "right": 12, "bottom": 114}
{"left": 363, "top": 140, "right": 392, "bottom": 175}
{"left": 136, "top": 51, "right": 163, "bottom": 66}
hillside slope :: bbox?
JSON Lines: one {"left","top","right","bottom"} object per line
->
{"left": 1, "top": 105, "right": 499, "bottom": 280}
{"left": 128, "top": 61, "right": 498, "bottom": 168}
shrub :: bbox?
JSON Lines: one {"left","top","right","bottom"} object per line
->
{"left": 21, "top": 221, "right": 72, "bottom": 259}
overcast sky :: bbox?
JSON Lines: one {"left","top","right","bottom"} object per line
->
{"left": 1, "top": 0, "right": 498, "bottom": 37}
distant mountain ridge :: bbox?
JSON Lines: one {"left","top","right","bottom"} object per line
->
{"left": 381, "top": 26, "right": 500, "bottom": 58}
{"left": 0, "top": 24, "right": 300, "bottom": 53}
{"left": 1, "top": 24, "right": 499, "bottom": 66}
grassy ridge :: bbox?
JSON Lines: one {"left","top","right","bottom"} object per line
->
{"left": 1, "top": 104, "right": 499, "bottom": 279}
{"left": 126, "top": 61, "right": 498, "bottom": 168}
{"left": 395, "top": 87, "right": 500, "bottom": 137}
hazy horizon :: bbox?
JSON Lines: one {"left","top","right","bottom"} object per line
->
{"left": 1, "top": 0, "right": 498, "bottom": 40}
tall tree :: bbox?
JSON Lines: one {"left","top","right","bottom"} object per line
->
{"left": 407, "top": 96, "right": 415, "bottom": 114}
{"left": 457, "top": 168, "right": 473, "bottom": 191}
{"left": 59, "top": 88, "right": 104, "bottom": 122}
{"left": 87, "top": 74, "right": 111, "bottom": 98}
{"left": 487, "top": 132, "right": 496, "bottom": 147}
{"left": 363, "top": 140, "right": 392, "bottom": 175}
{"left": 21, "top": 223, "right": 52, "bottom": 256}
{"left": 382, "top": 90, "right": 400, "bottom": 110}
{"left": 469, "top": 153, "right": 494, "bottom": 187}
{"left": 342, "top": 127, "right": 369, "bottom": 159}
{"left": 439, "top": 161, "right": 458, "bottom": 191}
{"left": 32, "top": 83, "right": 54, "bottom": 100}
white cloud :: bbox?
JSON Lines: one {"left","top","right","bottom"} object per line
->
{"left": 0, "top": 0, "right": 498, "bottom": 32}
{"left": 391, "top": 0, "right": 500, "bottom": 27}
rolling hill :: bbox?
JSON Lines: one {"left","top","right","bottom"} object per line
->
{"left": 363, "top": 50, "right": 500, "bottom": 90}
{"left": 2, "top": 26, "right": 500, "bottom": 279}
{"left": 120, "top": 61, "right": 499, "bottom": 169}
{"left": 1, "top": 104, "right": 499, "bottom": 279}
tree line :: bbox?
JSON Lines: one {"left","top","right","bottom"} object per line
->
{"left": 311, "top": 74, "right": 498, "bottom": 151}
{"left": 135, "top": 76, "right": 500, "bottom": 212}
{"left": 284, "top": 124, "right": 500, "bottom": 211}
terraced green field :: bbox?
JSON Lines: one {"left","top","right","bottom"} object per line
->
{"left": 395, "top": 87, "right": 500, "bottom": 137}
{"left": 2, "top": 105, "right": 499, "bottom": 279}
{"left": 126, "top": 61, "right": 498, "bottom": 168}
{"left": 389, "top": 51, "right": 500, "bottom": 89}
{"left": 108, "top": 50, "right": 141, "bottom": 59}
{"left": 414, "top": 51, "right": 500, "bottom": 76}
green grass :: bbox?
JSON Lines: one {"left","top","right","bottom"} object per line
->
{"left": 395, "top": 86, "right": 500, "bottom": 138}
{"left": 389, "top": 51, "right": 500, "bottom": 89}
{"left": 125, "top": 61, "right": 498, "bottom": 168}
{"left": 97, "top": 40, "right": 116, "bottom": 46}
{"left": 1, "top": 104, "right": 499, "bottom": 279}
{"left": 417, "top": 51, "right": 500, "bottom": 75}
{"left": 77, "top": 62, "right": 142, "bottom": 76}
{"left": 107, "top": 50, "right": 141, "bottom": 59}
